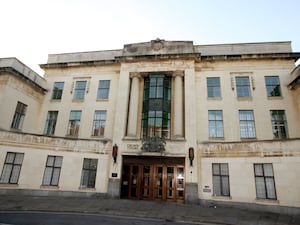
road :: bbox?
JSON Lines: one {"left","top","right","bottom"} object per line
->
{"left": 0, "top": 211, "right": 205, "bottom": 225}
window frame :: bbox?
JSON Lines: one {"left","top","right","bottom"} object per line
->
{"left": 73, "top": 81, "right": 87, "bottom": 100}
{"left": 239, "top": 110, "right": 256, "bottom": 138}
{"left": 44, "top": 111, "right": 58, "bottom": 135}
{"left": 254, "top": 163, "right": 277, "bottom": 200}
{"left": 67, "top": 110, "right": 82, "bottom": 136}
{"left": 80, "top": 158, "right": 98, "bottom": 188}
{"left": 42, "top": 155, "right": 63, "bottom": 186}
{"left": 0, "top": 152, "right": 24, "bottom": 184}
{"left": 208, "top": 110, "right": 224, "bottom": 138}
{"left": 236, "top": 76, "right": 251, "bottom": 97}
{"left": 97, "top": 80, "right": 110, "bottom": 100}
{"left": 265, "top": 76, "right": 281, "bottom": 97}
{"left": 270, "top": 110, "right": 288, "bottom": 139}
{"left": 92, "top": 110, "right": 107, "bottom": 137}
{"left": 11, "top": 101, "right": 27, "bottom": 130}
{"left": 207, "top": 77, "right": 221, "bottom": 98}
{"left": 51, "top": 82, "right": 64, "bottom": 100}
{"left": 212, "top": 163, "right": 230, "bottom": 197}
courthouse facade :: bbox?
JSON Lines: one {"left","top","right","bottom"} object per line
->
{"left": 0, "top": 39, "right": 300, "bottom": 213}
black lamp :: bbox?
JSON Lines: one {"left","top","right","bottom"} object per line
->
{"left": 189, "top": 147, "right": 194, "bottom": 166}
{"left": 112, "top": 144, "right": 118, "bottom": 163}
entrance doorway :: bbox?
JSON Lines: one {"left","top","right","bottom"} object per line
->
{"left": 121, "top": 156, "right": 185, "bottom": 203}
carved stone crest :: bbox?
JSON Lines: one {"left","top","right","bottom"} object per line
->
{"left": 141, "top": 136, "right": 166, "bottom": 152}
{"left": 151, "top": 38, "right": 164, "bottom": 51}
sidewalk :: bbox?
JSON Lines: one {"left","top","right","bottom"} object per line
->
{"left": 0, "top": 195, "right": 299, "bottom": 225}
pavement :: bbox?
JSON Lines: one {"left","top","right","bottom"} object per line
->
{"left": 0, "top": 195, "right": 299, "bottom": 225}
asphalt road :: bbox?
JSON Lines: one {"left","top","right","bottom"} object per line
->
{"left": 0, "top": 211, "right": 204, "bottom": 225}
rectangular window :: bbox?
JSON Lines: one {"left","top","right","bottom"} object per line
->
{"left": 92, "top": 110, "right": 106, "bottom": 137}
{"left": 236, "top": 77, "right": 251, "bottom": 97}
{"left": 11, "top": 101, "right": 27, "bottom": 130}
{"left": 212, "top": 163, "right": 230, "bottom": 196}
{"left": 207, "top": 77, "right": 221, "bottom": 98}
{"left": 51, "top": 82, "right": 64, "bottom": 100}
{"left": 44, "top": 111, "right": 58, "bottom": 135}
{"left": 67, "top": 110, "right": 82, "bottom": 136}
{"left": 42, "top": 156, "right": 63, "bottom": 186}
{"left": 80, "top": 158, "right": 98, "bottom": 188}
{"left": 254, "top": 163, "right": 277, "bottom": 200}
{"left": 0, "top": 152, "right": 24, "bottom": 184}
{"left": 239, "top": 110, "right": 256, "bottom": 138}
{"left": 265, "top": 76, "right": 281, "bottom": 97}
{"left": 73, "top": 81, "right": 87, "bottom": 100}
{"left": 270, "top": 110, "right": 288, "bottom": 139}
{"left": 97, "top": 80, "right": 110, "bottom": 100}
{"left": 208, "top": 110, "right": 224, "bottom": 138}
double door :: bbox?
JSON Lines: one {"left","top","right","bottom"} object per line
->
{"left": 121, "top": 157, "right": 185, "bottom": 203}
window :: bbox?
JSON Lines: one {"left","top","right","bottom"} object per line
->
{"left": 265, "top": 76, "right": 281, "bottom": 97}
{"left": 92, "top": 110, "right": 106, "bottom": 137}
{"left": 254, "top": 164, "right": 276, "bottom": 200}
{"left": 44, "top": 111, "right": 58, "bottom": 135}
{"left": 73, "top": 81, "right": 87, "bottom": 100}
{"left": 67, "top": 111, "right": 82, "bottom": 136}
{"left": 97, "top": 80, "right": 110, "bottom": 99}
{"left": 208, "top": 110, "right": 224, "bottom": 138}
{"left": 239, "top": 110, "right": 256, "bottom": 138}
{"left": 42, "top": 156, "right": 63, "bottom": 186}
{"left": 51, "top": 82, "right": 64, "bottom": 100}
{"left": 212, "top": 163, "right": 230, "bottom": 196}
{"left": 0, "top": 152, "right": 24, "bottom": 184}
{"left": 207, "top": 77, "right": 221, "bottom": 98}
{"left": 236, "top": 77, "right": 251, "bottom": 97}
{"left": 11, "top": 102, "right": 27, "bottom": 130}
{"left": 270, "top": 110, "right": 288, "bottom": 139}
{"left": 142, "top": 75, "right": 171, "bottom": 139}
{"left": 80, "top": 158, "right": 98, "bottom": 188}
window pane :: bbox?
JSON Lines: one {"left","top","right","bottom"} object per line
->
{"left": 265, "top": 177, "right": 276, "bottom": 199}
{"left": 0, "top": 164, "right": 12, "bottom": 183}
{"left": 236, "top": 77, "right": 251, "bottom": 97}
{"left": 46, "top": 156, "right": 55, "bottom": 166}
{"left": 5, "top": 153, "right": 15, "bottom": 163}
{"left": 212, "top": 164, "right": 220, "bottom": 175}
{"left": 10, "top": 165, "right": 21, "bottom": 183}
{"left": 42, "top": 167, "right": 53, "bottom": 185}
{"left": 255, "top": 177, "right": 266, "bottom": 199}
{"left": 51, "top": 168, "right": 61, "bottom": 186}
{"left": 207, "top": 77, "right": 221, "bottom": 98}
{"left": 220, "top": 164, "right": 229, "bottom": 175}
{"left": 54, "top": 156, "right": 63, "bottom": 167}
{"left": 221, "top": 176, "right": 230, "bottom": 196}
{"left": 254, "top": 164, "right": 263, "bottom": 176}
{"left": 80, "top": 170, "right": 89, "bottom": 187}
{"left": 213, "top": 176, "right": 221, "bottom": 196}
{"left": 263, "top": 164, "right": 274, "bottom": 176}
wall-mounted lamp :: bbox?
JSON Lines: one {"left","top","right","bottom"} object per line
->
{"left": 189, "top": 147, "right": 194, "bottom": 166}
{"left": 112, "top": 144, "right": 118, "bottom": 163}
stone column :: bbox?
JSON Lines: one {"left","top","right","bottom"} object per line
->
{"left": 126, "top": 72, "right": 140, "bottom": 138}
{"left": 173, "top": 70, "right": 184, "bottom": 139}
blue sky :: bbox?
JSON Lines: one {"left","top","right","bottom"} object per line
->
{"left": 0, "top": 0, "right": 299, "bottom": 74}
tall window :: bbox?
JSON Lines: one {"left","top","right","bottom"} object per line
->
{"left": 0, "top": 152, "right": 24, "bottom": 184}
{"left": 80, "top": 158, "right": 98, "bottom": 188}
{"left": 265, "top": 76, "right": 281, "bottom": 97}
{"left": 208, "top": 110, "right": 224, "bottom": 138}
{"left": 207, "top": 77, "right": 221, "bottom": 98}
{"left": 11, "top": 101, "right": 27, "bottom": 130}
{"left": 92, "top": 110, "right": 106, "bottom": 137}
{"left": 73, "top": 81, "right": 87, "bottom": 100}
{"left": 212, "top": 163, "right": 230, "bottom": 196}
{"left": 142, "top": 75, "right": 171, "bottom": 139}
{"left": 236, "top": 77, "right": 251, "bottom": 97}
{"left": 270, "top": 110, "right": 288, "bottom": 139}
{"left": 51, "top": 82, "right": 64, "bottom": 100}
{"left": 42, "top": 156, "right": 63, "bottom": 186}
{"left": 239, "top": 110, "right": 256, "bottom": 138}
{"left": 67, "top": 111, "right": 81, "bottom": 136}
{"left": 254, "top": 164, "right": 277, "bottom": 200}
{"left": 44, "top": 111, "right": 58, "bottom": 135}
{"left": 97, "top": 80, "right": 110, "bottom": 100}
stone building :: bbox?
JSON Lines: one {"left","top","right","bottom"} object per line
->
{"left": 0, "top": 39, "right": 300, "bottom": 213}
